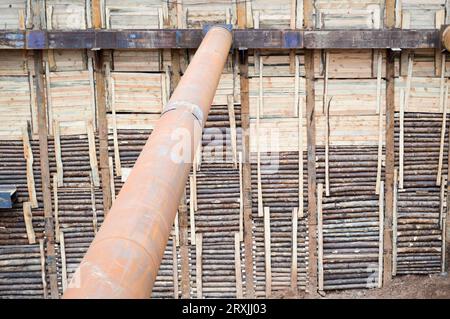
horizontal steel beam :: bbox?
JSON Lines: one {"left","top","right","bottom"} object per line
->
{"left": 0, "top": 29, "right": 441, "bottom": 50}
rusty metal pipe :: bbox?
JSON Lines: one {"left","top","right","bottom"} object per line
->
{"left": 63, "top": 26, "right": 232, "bottom": 299}
{"left": 442, "top": 26, "right": 450, "bottom": 51}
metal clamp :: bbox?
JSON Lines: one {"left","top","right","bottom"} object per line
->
{"left": 161, "top": 101, "right": 204, "bottom": 126}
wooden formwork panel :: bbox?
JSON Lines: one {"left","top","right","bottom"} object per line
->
{"left": 0, "top": 0, "right": 26, "bottom": 30}
{"left": 105, "top": 0, "right": 165, "bottom": 29}
{"left": 46, "top": 1, "right": 87, "bottom": 30}
{"left": 47, "top": 71, "right": 95, "bottom": 135}
{"left": 0, "top": 76, "right": 33, "bottom": 140}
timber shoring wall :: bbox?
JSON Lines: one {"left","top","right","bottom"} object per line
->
{"left": 1, "top": 0, "right": 450, "bottom": 299}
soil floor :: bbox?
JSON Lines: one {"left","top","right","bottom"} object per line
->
{"left": 272, "top": 274, "right": 450, "bottom": 299}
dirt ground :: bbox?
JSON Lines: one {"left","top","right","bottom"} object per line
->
{"left": 272, "top": 274, "right": 450, "bottom": 299}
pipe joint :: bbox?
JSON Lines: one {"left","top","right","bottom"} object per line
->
{"left": 161, "top": 100, "right": 204, "bottom": 127}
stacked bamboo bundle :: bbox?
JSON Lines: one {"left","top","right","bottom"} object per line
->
{"left": 0, "top": 244, "right": 46, "bottom": 298}
{"left": 45, "top": 134, "right": 104, "bottom": 296}
{"left": 199, "top": 233, "right": 241, "bottom": 299}
{"left": 395, "top": 112, "right": 446, "bottom": 275}
{"left": 251, "top": 151, "right": 309, "bottom": 297}
{"left": 0, "top": 139, "right": 45, "bottom": 246}
{"left": 151, "top": 237, "right": 178, "bottom": 298}
{"left": 318, "top": 146, "right": 382, "bottom": 290}
{"left": 181, "top": 100, "right": 245, "bottom": 299}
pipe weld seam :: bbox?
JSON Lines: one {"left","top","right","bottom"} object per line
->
{"left": 90, "top": 236, "right": 157, "bottom": 267}
{"left": 161, "top": 101, "right": 204, "bottom": 127}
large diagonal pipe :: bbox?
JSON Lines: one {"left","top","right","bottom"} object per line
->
{"left": 63, "top": 26, "right": 232, "bottom": 298}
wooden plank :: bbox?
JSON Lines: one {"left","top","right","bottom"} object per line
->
{"left": 305, "top": 48, "right": 317, "bottom": 293}
{"left": 393, "top": 170, "right": 398, "bottom": 276}
{"left": 93, "top": 50, "right": 112, "bottom": 215}
{"left": 22, "top": 201, "right": 36, "bottom": 244}
{"left": 172, "top": 238, "right": 179, "bottom": 299}
{"left": 439, "top": 54, "right": 446, "bottom": 113}
{"left": 178, "top": 190, "right": 190, "bottom": 298}
{"left": 108, "top": 156, "right": 116, "bottom": 203}
{"left": 34, "top": 49, "right": 59, "bottom": 298}
{"left": 446, "top": 132, "right": 450, "bottom": 271}
{"left": 400, "top": 12, "right": 410, "bottom": 77}
{"left": 195, "top": 232, "right": 202, "bottom": 299}
{"left": 89, "top": 172, "right": 98, "bottom": 234}
{"left": 39, "top": 239, "right": 48, "bottom": 299}
{"left": 291, "top": 207, "right": 298, "bottom": 291}
{"left": 236, "top": 0, "right": 246, "bottom": 28}
{"left": 440, "top": 175, "right": 447, "bottom": 230}
{"left": 384, "top": 49, "right": 395, "bottom": 285}
{"left": 437, "top": 82, "right": 449, "bottom": 186}
{"left": 378, "top": 181, "right": 384, "bottom": 288}
{"left": 192, "top": 166, "right": 197, "bottom": 212}
{"left": 385, "top": 0, "right": 396, "bottom": 28}
{"left": 234, "top": 233, "right": 243, "bottom": 298}
{"left": 296, "top": 55, "right": 304, "bottom": 218}
{"left": 323, "top": 51, "right": 330, "bottom": 197}
{"left": 264, "top": 206, "right": 272, "bottom": 297}
{"left": 238, "top": 49, "right": 255, "bottom": 298}
{"left": 317, "top": 184, "right": 324, "bottom": 292}
{"left": 86, "top": 120, "right": 100, "bottom": 187}
{"left": 227, "top": 95, "right": 238, "bottom": 169}
{"left": 289, "top": 0, "right": 297, "bottom": 73}
{"left": 91, "top": 0, "right": 102, "bottom": 29}
{"left": 88, "top": 55, "right": 96, "bottom": 130}
{"left": 45, "top": 61, "right": 53, "bottom": 134}
{"left": 189, "top": 175, "right": 196, "bottom": 245}
{"left": 435, "top": 10, "right": 445, "bottom": 77}
{"left": 60, "top": 230, "right": 67, "bottom": 293}
{"left": 257, "top": 56, "right": 263, "bottom": 217}
{"left": 376, "top": 51, "right": 383, "bottom": 195}
{"left": 29, "top": 73, "right": 38, "bottom": 135}
{"left": 303, "top": 0, "right": 314, "bottom": 28}
{"left": 22, "top": 127, "right": 38, "bottom": 208}
{"left": 399, "top": 89, "right": 405, "bottom": 190}
{"left": 174, "top": 212, "right": 180, "bottom": 247}
{"left": 442, "top": 208, "right": 447, "bottom": 273}
{"left": 110, "top": 77, "right": 122, "bottom": 176}
{"left": 52, "top": 174, "right": 60, "bottom": 243}
{"left": 53, "top": 120, "right": 63, "bottom": 186}
{"left": 238, "top": 152, "right": 244, "bottom": 242}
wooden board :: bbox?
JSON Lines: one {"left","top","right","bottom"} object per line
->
{"left": 111, "top": 72, "right": 163, "bottom": 113}
{"left": 314, "top": 0, "right": 382, "bottom": 29}
{"left": 400, "top": 1, "right": 446, "bottom": 29}
{"left": 113, "top": 50, "right": 161, "bottom": 72}
{"left": 250, "top": 115, "right": 385, "bottom": 152}
{"left": 0, "top": 1, "right": 27, "bottom": 30}
{"left": 48, "top": 71, "right": 94, "bottom": 135}
{"left": 46, "top": 1, "right": 87, "bottom": 30}
{"left": 48, "top": 50, "right": 86, "bottom": 71}
{"left": 105, "top": 0, "right": 165, "bottom": 29}
{"left": 0, "top": 50, "right": 27, "bottom": 75}
{"left": 0, "top": 76, "right": 32, "bottom": 139}
{"left": 251, "top": 0, "right": 300, "bottom": 29}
